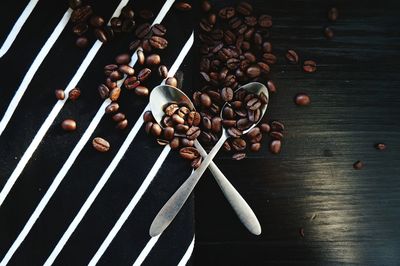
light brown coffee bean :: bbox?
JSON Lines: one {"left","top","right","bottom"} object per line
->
{"left": 92, "top": 137, "right": 110, "bottom": 152}
{"left": 61, "top": 119, "right": 76, "bottom": 131}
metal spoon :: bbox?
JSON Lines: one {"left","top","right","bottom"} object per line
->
{"left": 149, "top": 84, "right": 262, "bottom": 236}
{"left": 149, "top": 82, "right": 268, "bottom": 237}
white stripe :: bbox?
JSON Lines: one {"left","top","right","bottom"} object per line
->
{"left": 90, "top": 148, "right": 170, "bottom": 266}
{"left": 0, "top": 0, "right": 131, "bottom": 207}
{"left": 0, "top": 0, "right": 39, "bottom": 58}
{"left": 132, "top": 236, "right": 161, "bottom": 266}
{"left": 0, "top": 8, "right": 72, "bottom": 136}
{"left": 48, "top": 31, "right": 193, "bottom": 266}
{"left": 177, "top": 236, "right": 195, "bottom": 266}
{"left": 86, "top": 33, "right": 194, "bottom": 265}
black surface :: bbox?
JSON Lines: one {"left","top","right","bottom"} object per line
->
{"left": 194, "top": 0, "right": 400, "bottom": 265}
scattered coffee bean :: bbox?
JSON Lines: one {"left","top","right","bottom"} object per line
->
{"left": 232, "top": 152, "right": 246, "bottom": 160}
{"left": 324, "top": 27, "right": 334, "bottom": 39}
{"left": 112, "top": 113, "right": 126, "bottom": 122}
{"left": 98, "top": 84, "right": 110, "bottom": 99}
{"left": 75, "top": 36, "right": 89, "bottom": 48}
{"left": 116, "top": 119, "right": 128, "bottom": 129}
{"left": 328, "top": 7, "right": 339, "bottom": 22}
{"left": 180, "top": 147, "right": 199, "bottom": 160}
{"left": 303, "top": 60, "right": 317, "bottom": 73}
{"left": 55, "top": 89, "right": 65, "bottom": 100}
{"left": 115, "top": 53, "right": 131, "bottom": 65}
{"left": 90, "top": 15, "right": 105, "bottom": 28}
{"left": 353, "top": 160, "right": 363, "bottom": 170}
{"left": 61, "top": 119, "right": 77, "bottom": 131}
{"left": 286, "top": 49, "right": 299, "bottom": 64}
{"left": 109, "top": 87, "right": 121, "bottom": 101}
{"left": 166, "top": 77, "right": 178, "bottom": 87}
{"left": 146, "top": 54, "right": 161, "bottom": 66}
{"left": 105, "top": 102, "right": 119, "bottom": 113}
{"left": 174, "top": 2, "right": 192, "bottom": 11}
{"left": 158, "top": 65, "right": 169, "bottom": 78}
{"left": 295, "top": 93, "right": 311, "bottom": 106}
{"left": 375, "top": 143, "right": 386, "bottom": 150}
{"left": 92, "top": 137, "right": 110, "bottom": 152}
{"left": 69, "top": 87, "right": 81, "bottom": 101}
{"left": 135, "top": 85, "right": 149, "bottom": 96}
{"left": 270, "top": 140, "right": 281, "bottom": 154}
{"left": 149, "top": 36, "right": 168, "bottom": 49}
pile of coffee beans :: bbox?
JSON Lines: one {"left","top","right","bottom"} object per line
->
{"left": 143, "top": 104, "right": 204, "bottom": 169}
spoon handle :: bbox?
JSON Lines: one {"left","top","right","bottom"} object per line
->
{"left": 194, "top": 140, "right": 261, "bottom": 235}
{"left": 149, "top": 134, "right": 229, "bottom": 237}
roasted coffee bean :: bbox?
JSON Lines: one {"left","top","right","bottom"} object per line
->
{"left": 244, "top": 15, "right": 257, "bottom": 26}
{"left": 227, "top": 127, "right": 242, "bottom": 138}
{"left": 111, "top": 17, "right": 123, "bottom": 32}
{"left": 237, "top": 1, "right": 253, "bottom": 16}
{"left": 170, "top": 137, "right": 180, "bottom": 149}
{"left": 178, "top": 106, "right": 190, "bottom": 117}
{"left": 223, "top": 106, "right": 235, "bottom": 119}
{"left": 138, "top": 68, "right": 151, "bottom": 81}
{"left": 181, "top": 138, "right": 194, "bottom": 147}
{"left": 71, "top": 5, "right": 93, "bottom": 23}
{"left": 149, "top": 36, "right": 168, "bottom": 49}
{"left": 172, "top": 114, "right": 185, "bottom": 125}
{"left": 109, "top": 70, "right": 122, "bottom": 81}
{"left": 165, "top": 104, "right": 179, "bottom": 116}
{"left": 229, "top": 17, "right": 242, "bottom": 29}
{"left": 232, "top": 152, "right": 246, "bottom": 160}
{"left": 72, "top": 23, "right": 88, "bottom": 36}
{"left": 219, "top": 6, "right": 235, "bottom": 19}
{"left": 146, "top": 54, "right": 161, "bottom": 66}
{"left": 135, "top": 49, "right": 145, "bottom": 65}
{"left": 166, "top": 77, "right": 178, "bottom": 87}
{"left": 227, "top": 58, "right": 240, "bottom": 69}
{"left": 116, "top": 119, "right": 128, "bottom": 130}
{"left": 200, "top": 18, "right": 213, "bottom": 32}
{"left": 223, "top": 140, "right": 232, "bottom": 151}
{"left": 202, "top": 0, "right": 211, "bottom": 12}
{"left": 324, "top": 27, "right": 334, "bottom": 39}
{"left": 246, "top": 98, "right": 261, "bottom": 110}
{"left": 75, "top": 36, "right": 89, "bottom": 48}
{"left": 158, "top": 65, "right": 168, "bottom": 78}
{"left": 235, "top": 108, "right": 247, "bottom": 117}
{"left": 69, "top": 0, "right": 83, "bottom": 10}
{"left": 353, "top": 160, "right": 363, "bottom": 170}
{"left": 121, "top": 5, "right": 135, "bottom": 19}
{"left": 145, "top": 121, "right": 154, "bottom": 134}
{"left": 271, "top": 121, "right": 284, "bottom": 132}
{"left": 232, "top": 138, "right": 246, "bottom": 151}
{"left": 267, "top": 80, "right": 276, "bottom": 93}
{"left": 139, "top": 9, "right": 154, "bottom": 20}
{"left": 90, "top": 16, "right": 105, "bottom": 28}
{"left": 231, "top": 100, "right": 242, "bottom": 109}
{"left": 94, "top": 28, "right": 107, "bottom": 42}
{"left": 303, "top": 60, "right": 317, "bottom": 73}
{"left": 104, "top": 64, "right": 118, "bottom": 76}
{"left": 211, "top": 117, "right": 222, "bottom": 133}
{"left": 92, "top": 137, "right": 110, "bottom": 152}
{"left": 237, "top": 117, "right": 250, "bottom": 130}
{"left": 270, "top": 131, "right": 283, "bottom": 140}
{"left": 258, "top": 14, "right": 272, "bottom": 28}
{"left": 61, "top": 119, "right": 76, "bottom": 131}
{"left": 262, "top": 41, "right": 272, "bottom": 52}
{"left": 69, "top": 88, "right": 81, "bottom": 101}
{"left": 112, "top": 113, "right": 126, "bottom": 122}
{"left": 152, "top": 24, "right": 167, "bottom": 36}
{"left": 328, "top": 7, "right": 339, "bottom": 21}
{"left": 262, "top": 53, "right": 277, "bottom": 65}
{"left": 200, "top": 93, "right": 212, "bottom": 108}
{"left": 187, "top": 111, "right": 201, "bottom": 126}
{"left": 180, "top": 147, "right": 199, "bottom": 160}
{"left": 174, "top": 2, "right": 192, "bottom": 11}
{"left": 222, "top": 119, "right": 236, "bottom": 127}
{"left": 164, "top": 127, "right": 175, "bottom": 140}
{"left": 135, "top": 85, "right": 149, "bottom": 96}
{"left": 257, "top": 62, "right": 270, "bottom": 74}
{"left": 270, "top": 140, "right": 281, "bottom": 154}
{"left": 157, "top": 139, "right": 169, "bottom": 146}
{"left": 119, "top": 65, "right": 135, "bottom": 76}
{"left": 105, "top": 102, "right": 119, "bottom": 113}
{"left": 151, "top": 123, "right": 162, "bottom": 137}
{"left": 129, "top": 40, "right": 141, "bottom": 51}
{"left": 221, "top": 87, "right": 233, "bottom": 102}
{"left": 105, "top": 26, "right": 115, "bottom": 41}
{"left": 247, "top": 127, "right": 260, "bottom": 138}
{"left": 246, "top": 65, "right": 261, "bottom": 78}
{"left": 186, "top": 126, "right": 201, "bottom": 140}
{"left": 143, "top": 111, "right": 154, "bottom": 123}
{"left": 295, "top": 93, "right": 311, "bottom": 106}
{"left": 55, "top": 89, "right": 65, "bottom": 100}
{"left": 286, "top": 49, "right": 299, "bottom": 64}
{"left": 109, "top": 87, "right": 121, "bottom": 101}
{"left": 98, "top": 84, "right": 110, "bottom": 99}
{"left": 191, "top": 156, "right": 202, "bottom": 169}
{"left": 250, "top": 143, "right": 261, "bottom": 152}
{"left": 375, "top": 143, "right": 386, "bottom": 150}
{"left": 135, "top": 23, "right": 151, "bottom": 38}
{"left": 175, "top": 124, "right": 189, "bottom": 133}
{"left": 248, "top": 108, "right": 260, "bottom": 122}
{"left": 200, "top": 72, "right": 210, "bottom": 82}
{"left": 115, "top": 53, "right": 131, "bottom": 65}
{"left": 208, "top": 13, "right": 217, "bottom": 25}
{"left": 124, "top": 76, "right": 140, "bottom": 90}
{"left": 202, "top": 116, "right": 212, "bottom": 130}
{"left": 259, "top": 123, "right": 270, "bottom": 133}
{"left": 122, "top": 19, "right": 136, "bottom": 32}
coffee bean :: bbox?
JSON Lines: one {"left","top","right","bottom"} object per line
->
{"left": 270, "top": 140, "right": 281, "bottom": 154}
{"left": 138, "top": 68, "right": 151, "bottom": 81}
{"left": 375, "top": 143, "right": 386, "bottom": 150}
{"left": 170, "top": 137, "right": 180, "bottom": 149}
{"left": 157, "top": 139, "right": 169, "bottom": 146}
{"left": 353, "top": 160, "right": 363, "bottom": 170}
{"left": 180, "top": 147, "right": 199, "bottom": 160}
{"left": 71, "top": 5, "right": 93, "bottom": 23}
{"left": 246, "top": 65, "right": 261, "bottom": 78}
{"left": 143, "top": 111, "right": 154, "bottom": 123}
{"left": 135, "top": 23, "right": 151, "bottom": 38}
{"left": 69, "top": 88, "right": 81, "bottom": 101}
{"left": 172, "top": 114, "right": 185, "bottom": 125}
{"left": 271, "top": 121, "right": 285, "bottom": 132}
{"left": 98, "top": 84, "right": 109, "bottom": 99}
{"left": 178, "top": 106, "right": 190, "bottom": 117}
{"left": 295, "top": 93, "right": 311, "bottom": 106}
{"left": 69, "top": 0, "right": 82, "bottom": 10}
{"left": 164, "top": 104, "right": 178, "bottom": 116}
{"left": 119, "top": 65, "right": 135, "bottom": 76}
{"left": 115, "top": 53, "right": 131, "bottom": 65}
{"left": 76, "top": 36, "right": 89, "bottom": 48}
{"left": 262, "top": 42, "right": 272, "bottom": 52}
{"left": 146, "top": 54, "right": 161, "bottom": 66}
{"left": 90, "top": 15, "right": 105, "bottom": 28}
{"left": 220, "top": 87, "right": 234, "bottom": 102}
{"left": 328, "top": 7, "right": 339, "bottom": 21}
{"left": 122, "top": 19, "right": 136, "bottom": 32}
{"left": 227, "top": 127, "right": 242, "bottom": 138}
{"left": 211, "top": 117, "right": 222, "bottom": 133}
{"left": 270, "top": 131, "right": 283, "bottom": 140}
{"left": 105, "top": 102, "right": 119, "bottom": 113}
{"left": 55, "top": 89, "right": 65, "bottom": 100}
{"left": 145, "top": 122, "right": 154, "bottom": 134}
{"left": 250, "top": 142, "right": 261, "bottom": 152}
{"left": 191, "top": 156, "right": 202, "bottom": 169}
{"left": 247, "top": 127, "right": 260, "bottom": 139}
{"left": 163, "top": 126, "right": 175, "bottom": 140}
{"left": 116, "top": 119, "right": 128, "bottom": 130}
{"left": 222, "top": 119, "right": 236, "bottom": 127}
{"left": 166, "top": 77, "right": 178, "bottom": 87}
{"left": 286, "top": 49, "right": 299, "bottom": 64}
{"left": 109, "top": 70, "right": 122, "bottom": 81}
{"left": 258, "top": 14, "right": 272, "bottom": 28}
{"left": 259, "top": 123, "right": 270, "bottom": 133}
{"left": 186, "top": 126, "right": 201, "bottom": 140}
{"left": 237, "top": 118, "right": 250, "bottom": 130}
{"left": 94, "top": 28, "right": 108, "bottom": 42}
{"left": 202, "top": 0, "right": 211, "bottom": 12}
{"left": 303, "top": 60, "right": 317, "bottom": 73}
{"left": 92, "top": 137, "right": 110, "bottom": 152}
{"left": 246, "top": 98, "right": 261, "bottom": 110}
{"left": 262, "top": 53, "right": 277, "bottom": 65}
{"left": 187, "top": 111, "right": 201, "bottom": 126}
{"left": 223, "top": 106, "right": 235, "bottom": 119}
{"left": 219, "top": 7, "right": 235, "bottom": 19}
{"left": 61, "top": 119, "right": 76, "bottom": 131}
{"left": 109, "top": 87, "right": 121, "bottom": 101}
{"left": 139, "top": 9, "right": 154, "bottom": 20}
{"left": 158, "top": 65, "right": 169, "bottom": 78}
{"left": 324, "top": 27, "right": 334, "bottom": 39}
{"left": 104, "top": 64, "right": 118, "bottom": 76}
{"left": 120, "top": 5, "right": 134, "bottom": 19}
{"left": 237, "top": 1, "right": 253, "bottom": 16}
{"left": 124, "top": 76, "right": 140, "bottom": 90}
{"left": 151, "top": 123, "right": 162, "bottom": 137}
{"left": 150, "top": 36, "right": 168, "bottom": 50}
{"left": 176, "top": 124, "right": 189, "bottom": 133}
{"left": 152, "top": 24, "right": 167, "bottom": 36}
{"left": 267, "top": 80, "right": 276, "bottom": 93}
{"left": 135, "top": 86, "right": 149, "bottom": 96}
{"left": 174, "top": 2, "right": 192, "bottom": 11}
{"left": 72, "top": 23, "right": 88, "bottom": 36}
{"left": 232, "top": 152, "right": 246, "bottom": 160}
{"left": 111, "top": 17, "right": 122, "bottom": 32}
{"left": 200, "top": 93, "right": 212, "bottom": 108}
{"left": 128, "top": 40, "right": 141, "bottom": 51}
{"left": 232, "top": 138, "right": 246, "bottom": 151}
{"left": 112, "top": 113, "right": 126, "bottom": 122}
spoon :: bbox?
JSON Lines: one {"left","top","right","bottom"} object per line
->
{"left": 149, "top": 82, "right": 268, "bottom": 237}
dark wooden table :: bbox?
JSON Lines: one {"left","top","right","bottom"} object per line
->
{"left": 194, "top": 0, "right": 400, "bottom": 265}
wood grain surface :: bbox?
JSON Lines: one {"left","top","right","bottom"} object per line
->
{"left": 194, "top": 0, "right": 400, "bottom": 265}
